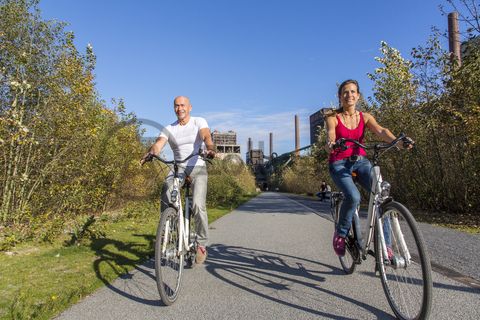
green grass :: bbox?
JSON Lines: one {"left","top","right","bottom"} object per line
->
{"left": 0, "top": 214, "right": 158, "bottom": 320}
{"left": 0, "top": 193, "right": 258, "bottom": 320}
{"left": 432, "top": 224, "right": 480, "bottom": 234}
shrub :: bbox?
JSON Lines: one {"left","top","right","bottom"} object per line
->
{"left": 207, "top": 174, "right": 243, "bottom": 208}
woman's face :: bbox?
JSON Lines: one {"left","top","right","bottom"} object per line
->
{"left": 340, "top": 83, "right": 360, "bottom": 109}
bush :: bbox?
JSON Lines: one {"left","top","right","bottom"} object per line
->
{"left": 207, "top": 174, "right": 242, "bottom": 208}
{"left": 206, "top": 159, "right": 256, "bottom": 207}
{"left": 276, "top": 154, "right": 328, "bottom": 195}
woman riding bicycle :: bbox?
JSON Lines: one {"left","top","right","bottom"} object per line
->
{"left": 325, "top": 79, "right": 413, "bottom": 257}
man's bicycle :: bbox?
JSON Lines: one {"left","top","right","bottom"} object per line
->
{"left": 146, "top": 151, "right": 210, "bottom": 305}
{"left": 330, "top": 134, "right": 432, "bottom": 320}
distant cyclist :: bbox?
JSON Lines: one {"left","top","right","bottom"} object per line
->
{"left": 141, "top": 96, "right": 215, "bottom": 264}
{"left": 324, "top": 79, "right": 413, "bottom": 257}
{"left": 316, "top": 181, "right": 331, "bottom": 202}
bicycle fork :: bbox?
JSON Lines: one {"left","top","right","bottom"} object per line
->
{"left": 381, "top": 212, "right": 412, "bottom": 269}
{"left": 177, "top": 188, "right": 196, "bottom": 257}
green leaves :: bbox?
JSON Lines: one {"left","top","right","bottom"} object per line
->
{"left": 366, "top": 27, "right": 480, "bottom": 214}
{"left": 0, "top": 0, "right": 154, "bottom": 241}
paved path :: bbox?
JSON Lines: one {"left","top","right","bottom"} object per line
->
{"left": 56, "top": 192, "right": 480, "bottom": 320}
{"left": 285, "top": 192, "right": 480, "bottom": 286}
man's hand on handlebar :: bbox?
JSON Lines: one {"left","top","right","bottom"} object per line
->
{"left": 140, "top": 152, "right": 155, "bottom": 166}
{"left": 205, "top": 149, "right": 216, "bottom": 159}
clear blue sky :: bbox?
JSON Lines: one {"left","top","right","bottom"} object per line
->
{"left": 39, "top": 0, "right": 449, "bottom": 157}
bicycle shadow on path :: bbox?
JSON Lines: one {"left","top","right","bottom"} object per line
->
{"left": 89, "top": 233, "right": 165, "bottom": 306}
{"left": 205, "top": 244, "right": 394, "bottom": 319}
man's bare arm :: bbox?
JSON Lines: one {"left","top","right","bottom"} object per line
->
{"left": 200, "top": 128, "right": 216, "bottom": 158}
{"left": 140, "top": 136, "right": 167, "bottom": 164}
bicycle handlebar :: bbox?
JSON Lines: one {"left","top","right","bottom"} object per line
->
{"left": 143, "top": 149, "right": 213, "bottom": 165}
{"left": 333, "top": 133, "right": 414, "bottom": 152}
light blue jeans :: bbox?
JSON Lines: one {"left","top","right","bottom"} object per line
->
{"left": 329, "top": 158, "right": 391, "bottom": 245}
{"left": 161, "top": 165, "right": 209, "bottom": 246}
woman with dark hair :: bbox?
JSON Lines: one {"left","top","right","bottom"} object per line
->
{"left": 325, "top": 79, "right": 412, "bottom": 256}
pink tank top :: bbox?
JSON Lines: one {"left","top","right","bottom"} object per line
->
{"left": 329, "top": 112, "right": 367, "bottom": 163}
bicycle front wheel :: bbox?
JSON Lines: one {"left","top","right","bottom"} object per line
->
{"left": 155, "top": 207, "right": 184, "bottom": 305}
{"left": 375, "top": 201, "right": 432, "bottom": 320}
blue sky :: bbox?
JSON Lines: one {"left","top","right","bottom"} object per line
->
{"left": 39, "top": 0, "right": 449, "bottom": 157}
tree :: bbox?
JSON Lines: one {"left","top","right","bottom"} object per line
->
{"left": 0, "top": 0, "right": 155, "bottom": 234}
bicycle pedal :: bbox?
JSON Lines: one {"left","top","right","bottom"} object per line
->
{"left": 185, "top": 257, "right": 195, "bottom": 268}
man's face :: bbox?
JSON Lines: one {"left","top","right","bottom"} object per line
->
{"left": 174, "top": 97, "right": 192, "bottom": 121}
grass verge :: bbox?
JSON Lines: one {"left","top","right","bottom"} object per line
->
{"left": 413, "top": 210, "right": 480, "bottom": 234}
{"left": 0, "top": 193, "right": 257, "bottom": 320}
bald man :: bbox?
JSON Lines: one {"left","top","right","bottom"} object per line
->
{"left": 142, "top": 96, "right": 215, "bottom": 264}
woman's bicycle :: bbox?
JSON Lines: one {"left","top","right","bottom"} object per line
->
{"left": 146, "top": 150, "right": 211, "bottom": 305}
{"left": 330, "top": 134, "right": 432, "bottom": 320}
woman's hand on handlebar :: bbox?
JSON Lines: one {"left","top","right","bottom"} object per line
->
{"left": 325, "top": 138, "right": 349, "bottom": 152}
{"left": 332, "top": 138, "right": 349, "bottom": 151}
{"left": 396, "top": 136, "right": 415, "bottom": 150}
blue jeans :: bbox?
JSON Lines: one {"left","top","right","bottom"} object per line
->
{"left": 329, "top": 158, "right": 391, "bottom": 246}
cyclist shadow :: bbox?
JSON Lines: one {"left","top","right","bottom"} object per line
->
{"left": 89, "top": 233, "right": 164, "bottom": 306}
{"left": 205, "top": 244, "right": 394, "bottom": 319}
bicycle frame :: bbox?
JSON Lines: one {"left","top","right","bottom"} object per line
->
{"left": 162, "top": 168, "right": 195, "bottom": 257}
{"left": 359, "top": 165, "right": 387, "bottom": 260}
{"left": 335, "top": 137, "right": 413, "bottom": 267}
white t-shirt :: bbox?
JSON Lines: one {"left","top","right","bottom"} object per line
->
{"left": 159, "top": 116, "right": 208, "bottom": 167}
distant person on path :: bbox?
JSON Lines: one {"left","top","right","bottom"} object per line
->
{"left": 316, "top": 181, "right": 331, "bottom": 202}
{"left": 141, "top": 96, "right": 215, "bottom": 264}
{"left": 324, "top": 79, "right": 413, "bottom": 257}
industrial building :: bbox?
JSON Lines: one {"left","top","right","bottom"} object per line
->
{"left": 212, "top": 130, "right": 242, "bottom": 162}
{"left": 309, "top": 110, "right": 325, "bottom": 145}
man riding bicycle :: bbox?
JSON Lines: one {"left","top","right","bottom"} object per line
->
{"left": 141, "top": 96, "right": 215, "bottom": 264}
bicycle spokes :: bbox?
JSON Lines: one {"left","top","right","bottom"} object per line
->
{"left": 376, "top": 202, "right": 432, "bottom": 320}
{"left": 155, "top": 208, "right": 184, "bottom": 305}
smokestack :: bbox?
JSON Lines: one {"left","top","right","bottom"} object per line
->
{"left": 269, "top": 132, "right": 273, "bottom": 160}
{"left": 295, "top": 115, "right": 300, "bottom": 157}
{"left": 448, "top": 12, "right": 462, "bottom": 66}
{"left": 247, "top": 137, "right": 253, "bottom": 165}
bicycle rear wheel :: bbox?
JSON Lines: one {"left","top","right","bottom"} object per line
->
{"left": 155, "top": 207, "right": 184, "bottom": 305}
{"left": 339, "top": 229, "right": 357, "bottom": 274}
{"left": 375, "top": 201, "right": 432, "bottom": 320}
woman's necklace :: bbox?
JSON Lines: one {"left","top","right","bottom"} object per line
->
{"left": 341, "top": 111, "right": 358, "bottom": 130}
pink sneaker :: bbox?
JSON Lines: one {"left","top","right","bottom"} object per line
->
{"left": 333, "top": 232, "right": 346, "bottom": 257}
